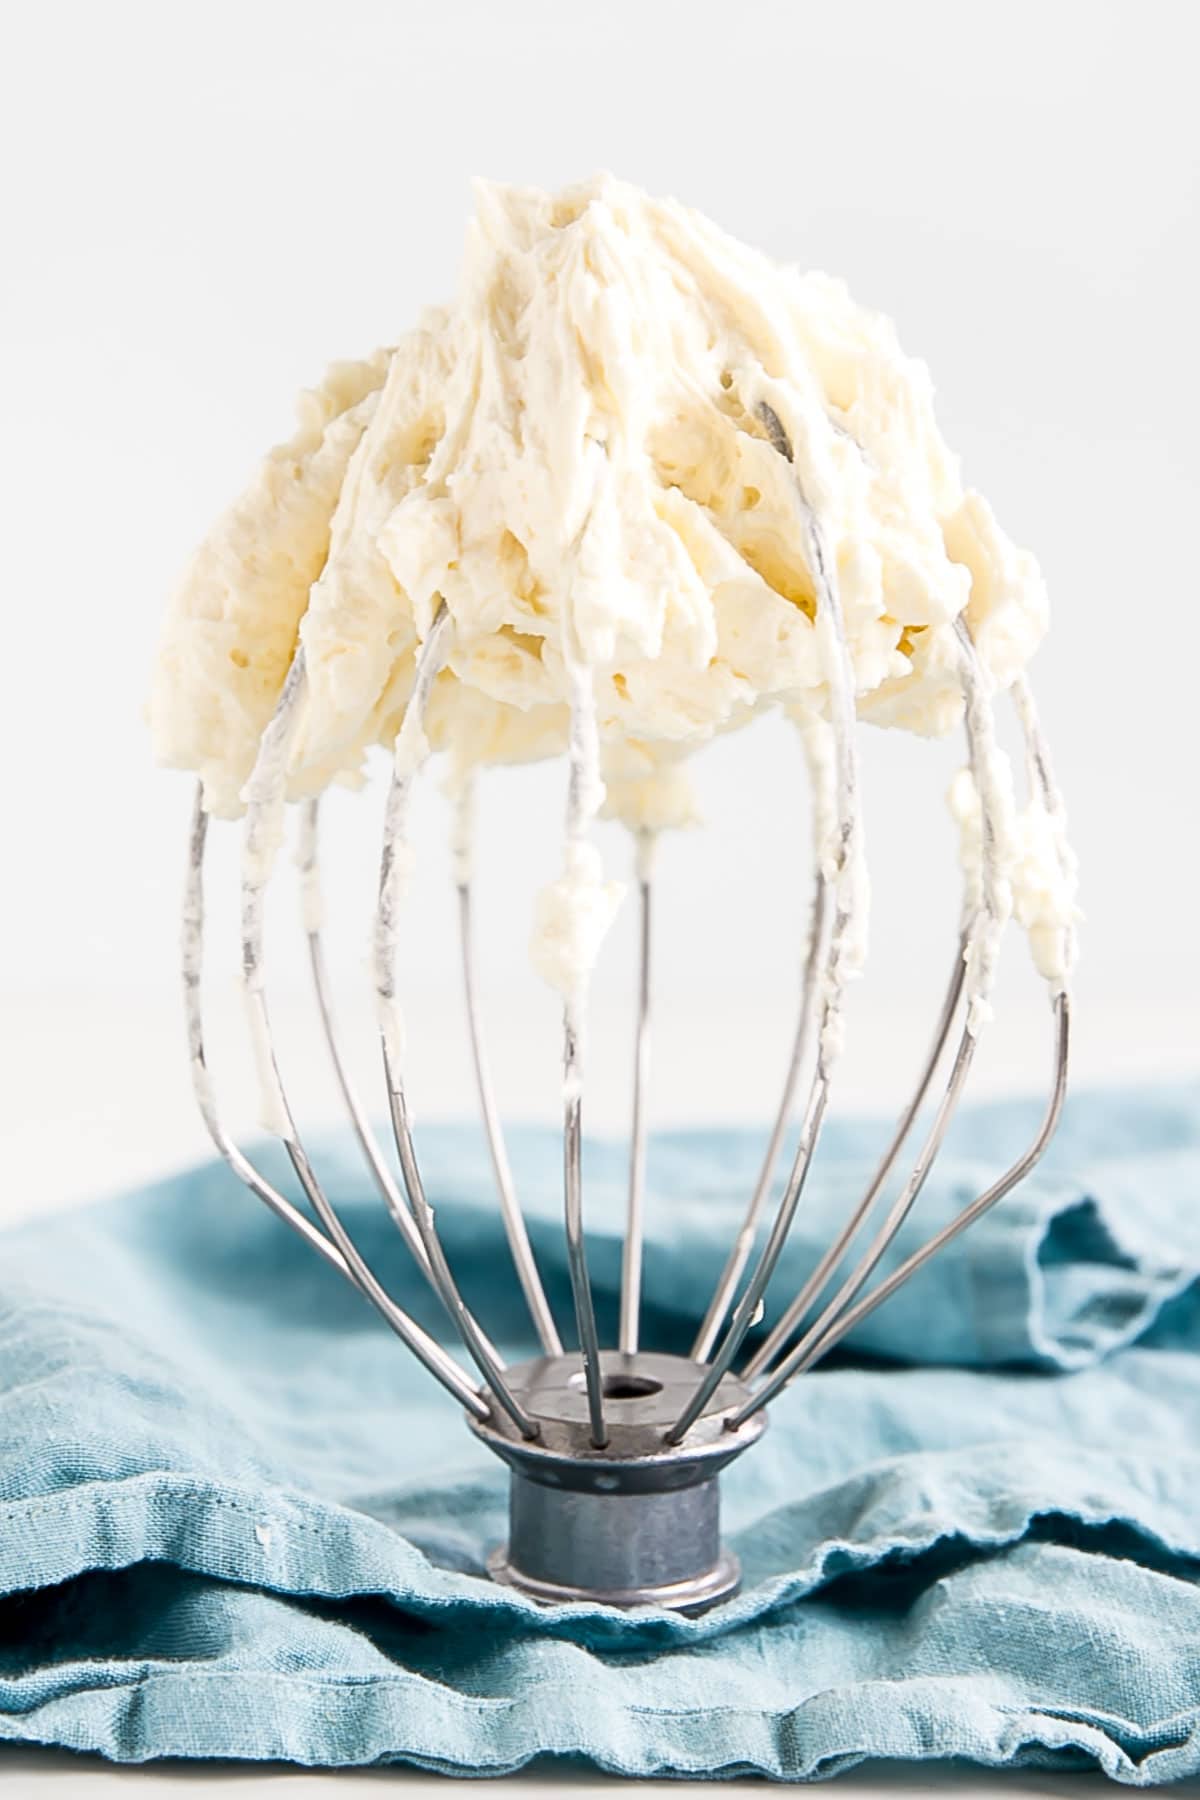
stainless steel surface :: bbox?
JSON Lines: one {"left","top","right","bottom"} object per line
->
{"left": 459, "top": 876, "right": 563, "bottom": 1358}
{"left": 373, "top": 610, "right": 537, "bottom": 1438}
{"left": 562, "top": 1005, "right": 607, "bottom": 1447}
{"left": 301, "top": 802, "right": 503, "bottom": 1376}
{"left": 744, "top": 929, "right": 966, "bottom": 1381}
{"left": 725, "top": 662, "right": 1078, "bottom": 1424}
{"left": 739, "top": 994, "right": 1071, "bottom": 1393}
{"left": 182, "top": 790, "right": 489, "bottom": 1422}
{"left": 690, "top": 872, "right": 829, "bottom": 1364}
{"left": 618, "top": 863, "right": 652, "bottom": 1355}
{"left": 558, "top": 672, "right": 610, "bottom": 1449}
{"left": 734, "top": 1030, "right": 977, "bottom": 1420}
{"left": 307, "top": 880, "right": 430, "bottom": 1271}
{"left": 472, "top": 1352, "right": 764, "bottom": 1611}
{"left": 665, "top": 399, "right": 862, "bottom": 1446}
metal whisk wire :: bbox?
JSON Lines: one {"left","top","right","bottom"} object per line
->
{"left": 726, "top": 993, "right": 1071, "bottom": 1429}
{"left": 300, "top": 801, "right": 443, "bottom": 1282}
{"left": 457, "top": 869, "right": 564, "bottom": 1359}
{"left": 663, "top": 396, "right": 864, "bottom": 1446}
{"left": 183, "top": 788, "right": 488, "bottom": 1421}
{"left": 689, "top": 872, "right": 828, "bottom": 1365}
{"left": 726, "top": 665, "right": 1077, "bottom": 1424}
{"left": 370, "top": 607, "right": 539, "bottom": 1438}
{"left": 708, "top": 623, "right": 1002, "bottom": 1422}
{"left": 559, "top": 670, "right": 610, "bottom": 1447}
{"left": 618, "top": 845, "right": 653, "bottom": 1357}
{"left": 180, "top": 459, "right": 1072, "bottom": 1609}
{"left": 742, "top": 932, "right": 967, "bottom": 1382}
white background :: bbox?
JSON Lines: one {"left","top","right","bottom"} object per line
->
{"left": 2, "top": 0, "right": 1197, "bottom": 1211}
{"left": 4, "top": 0, "right": 1194, "bottom": 1231}
{"left": 1, "top": 6, "right": 1198, "bottom": 1793}
{"left": 0, "top": 0, "right": 1194, "bottom": 1173}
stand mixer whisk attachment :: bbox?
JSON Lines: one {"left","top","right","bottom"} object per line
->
{"left": 179, "top": 400, "right": 1074, "bottom": 1615}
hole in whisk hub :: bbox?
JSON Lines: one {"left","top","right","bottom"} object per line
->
{"left": 568, "top": 1371, "right": 664, "bottom": 1400}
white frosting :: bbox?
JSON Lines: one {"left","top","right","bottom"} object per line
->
{"left": 530, "top": 840, "right": 625, "bottom": 1003}
{"left": 294, "top": 800, "right": 323, "bottom": 935}
{"left": 449, "top": 771, "right": 476, "bottom": 889}
{"left": 182, "top": 802, "right": 220, "bottom": 1133}
{"left": 792, "top": 704, "right": 837, "bottom": 879}
{"left": 947, "top": 767, "right": 987, "bottom": 928}
{"left": 950, "top": 622, "right": 1017, "bottom": 1035}
{"left": 373, "top": 613, "right": 449, "bottom": 1072}
{"left": 238, "top": 653, "right": 307, "bottom": 1132}
{"left": 951, "top": 674, "right": 1078, "bottom": 994}
{"left": 152, "top": 359, "right": 389, "bottom": 814}
{"left": 243, "top": 986, "right": 292, "bottom": 1139}
{"left": 152, "top": 174, "right": 1071, "bottom": 1004}
{"left": 1010, "top": 674, "right": 1080, "bottom": 989}
{"left": 534, "top": 646, "right": 626, "bottom": 1003}
{"left": 1012, "top": 796, "right": 1078, "bottom": 986}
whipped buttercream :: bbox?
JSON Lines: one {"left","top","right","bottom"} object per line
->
{"left": 153, "top": 174, "right": 1073, "bottom": 1009}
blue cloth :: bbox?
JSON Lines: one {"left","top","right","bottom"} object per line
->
{"left": 2, "top": 1085, "right": 1199, "bottom": 1781}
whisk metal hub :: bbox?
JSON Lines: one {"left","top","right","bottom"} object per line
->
{"left": 470, "top": 1351, "right": 765, "bottom": 1612}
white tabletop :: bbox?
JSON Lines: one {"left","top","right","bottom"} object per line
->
{"left": 6, "top": 1751, "right": 1196, "bottom": 1796}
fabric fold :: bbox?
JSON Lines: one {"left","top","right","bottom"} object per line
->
{"left": 1, "top": 1085, "right": 1198, "bottom": 1779}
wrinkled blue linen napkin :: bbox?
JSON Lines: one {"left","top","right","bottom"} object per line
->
{"left": 2, "top": 1085, "right": 1200, "bottom": 1781}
